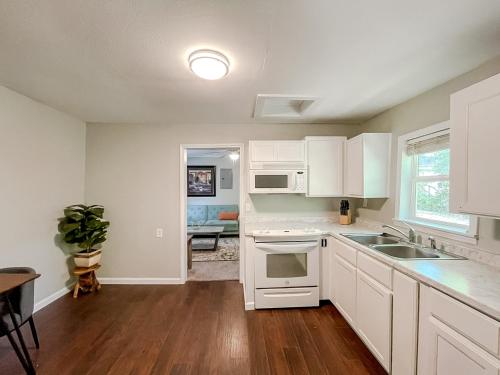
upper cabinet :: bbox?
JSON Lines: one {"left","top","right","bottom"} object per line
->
{"left": 305, "top": 136, "right": 345, "bottom": 197}
{"left": 345, "top": 133, "right": 392, "bottom": 198}
{"left": 249, "top": 140, "right": 305, "bottom": 169}
{"left": 450, "top": 72, "right": 500, "bottom": 218}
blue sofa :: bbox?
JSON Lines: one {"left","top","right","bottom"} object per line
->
{"left": 187, "top": 204, "right": 239, "bottom": 233}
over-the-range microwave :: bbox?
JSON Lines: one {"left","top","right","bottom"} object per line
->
{"left": 249, "top": 169, "right": 306, "bottom": 194}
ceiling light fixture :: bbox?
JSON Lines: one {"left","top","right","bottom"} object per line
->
{"left": 229, "top": 152, "right": 240, "bottom": 161}
{"left": 188, "top": 49, "right": 230, "bottom": 80}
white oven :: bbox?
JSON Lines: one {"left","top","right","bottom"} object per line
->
{"left": 254, "top": 241, "right": 319, "bottom": 288}
{"left": 253, "top": 229, "right": 321, "bottom": 309}
{"left": 248, "top": 169, "right": 306, "bottom": 194}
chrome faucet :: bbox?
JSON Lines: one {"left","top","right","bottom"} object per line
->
{"left": 382, "top": 221, "right": 416, "bottom": 243}
{"left": 428, "top": 236, "right": 437, "bottom": 250}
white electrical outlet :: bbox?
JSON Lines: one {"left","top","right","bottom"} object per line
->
{"left": 155, "top": 228, "right": 164, "bottom": 238}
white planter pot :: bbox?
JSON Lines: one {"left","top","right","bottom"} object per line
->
{"left": 74, "top": 249, "right": 102, "bottom": 268}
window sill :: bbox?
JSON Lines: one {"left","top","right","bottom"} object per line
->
{"left": 393, "top": 218, "right": 478, "bottom": 245}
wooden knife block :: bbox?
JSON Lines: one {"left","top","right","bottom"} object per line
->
{"left": 339, "top": 211, "right": 352, "bottom": 225}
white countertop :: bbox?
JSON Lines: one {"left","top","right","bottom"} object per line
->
{"left": 245, "top": 221, "right": 500, "bottom": 321}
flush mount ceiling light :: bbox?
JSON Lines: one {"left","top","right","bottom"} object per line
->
{"left": 229, "top": 151, "right": 240, "bottom": 161}
{"left": 188, "top": 49, "right": 230, "bottom": 80}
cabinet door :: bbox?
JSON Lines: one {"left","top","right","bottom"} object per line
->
{"left": 328, "top": 238, "right": 336, "bottom": 303}
{"left": 450, "top": 72, "right": 500, "bottom": 218}
{"left": 418, "top": 285, "right": 500, "bottom": 375}
{"left": 333, "top": 254, "right": 356, "bottom": 326}
{"left": 422, "top": 316, "right": 499, "bottom": 375}
{"left": 356, "top": 270, "right": 392, "bottom": 371}
{"left": 392, "top": 271, "right": 419, "bottom": 375}
{"left": 319, "top": 238, "right": 331, "bottom": 300}
{"left": 250, "top": 141, "right": 276, "bottom": 162}
{"left": 345, "top": 135, "right": 364, "bottom": 196}
{"left": 306, "top": 137, "right": 344, "bottom": 197}
{"left": 275, "top": 141, "right": 305, "bottom": 161}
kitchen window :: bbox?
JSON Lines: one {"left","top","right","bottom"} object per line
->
{"left": 396, "top": 122, "right": 477, "bottom": 241}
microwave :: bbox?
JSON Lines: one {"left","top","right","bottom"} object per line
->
{"left": 249, "top": 170, "right": 307, "bottom": 194}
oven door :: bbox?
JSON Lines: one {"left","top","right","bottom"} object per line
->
{"left": 254, "top": 241, "right": 319, "bottom": 288}
{"left": 249, "top": 170, "right": 294, "bottom": 193}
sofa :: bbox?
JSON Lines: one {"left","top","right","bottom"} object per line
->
{"left": 187, "top": 204, "right": 239, "bottom": 233}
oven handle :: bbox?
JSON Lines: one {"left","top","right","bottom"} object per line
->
{"left": 255, "top": 242, "right": 318, "bottom": 253}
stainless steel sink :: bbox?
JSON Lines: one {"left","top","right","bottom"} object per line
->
{"left": 341, "top": 233, "right": 465, "bottom": 260}
{"left": 342, "top": 233, "right": 400, "bottom": 245}
{"left": 371, "top": 244, "right": 464, "bottom": 260}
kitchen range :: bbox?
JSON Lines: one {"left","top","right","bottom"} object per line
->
{"left": 252, "top": 228, "right": 323, "bottom": 309}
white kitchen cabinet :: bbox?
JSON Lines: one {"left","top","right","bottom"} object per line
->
{"left": 450, "top": 72, "right": 500, "bottom": 218}
{"left": 392, "top": 271, "right": 419, "bottom": 375}
{"left": 305, "top": 136, "right": 345, "bottom": 197}
{"left": 319, "top": 237, "right": 332, "bottom": 300}
{"left": 328, "top": 239, "right": 336, "bottom": 303}
{"left": 345, "top": 133, "right": 391, "bottom": 198}
{"left": 418, "top": 285, "right": 500, "bottom": 375}
{"left": 332, "top": 253, "right": 357, "bottom": 326}
{"left": 249, "top": 140, "right": 305, "bottom": 168}
{"left": 356, "top": 269, "right": 392, "bottom": 372}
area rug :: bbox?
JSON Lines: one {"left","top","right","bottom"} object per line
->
{"left": 188, "top": 261, "right": 239, "bottom": 281}
{"left": 192, "top": 237, "right": 239, "bottom": 262}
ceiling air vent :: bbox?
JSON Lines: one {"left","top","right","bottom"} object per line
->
{"left": 253, "top": 94, "right": 317, "bottom": 120}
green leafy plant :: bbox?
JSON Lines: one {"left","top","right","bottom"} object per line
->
{"left": 58, "top": 204, "right": 110, "bottom": 253}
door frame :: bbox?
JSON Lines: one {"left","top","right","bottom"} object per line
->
{"left": 179, "top": 143, "right": 246, "bottom": 283}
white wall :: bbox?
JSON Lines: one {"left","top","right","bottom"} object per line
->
{"left": 357, "top": 55, "right": 500, "bottom": 254}
{"left": 187, "top": 156, "right": 239, "bottom": 206}
{"left": 85, "top": 122, "right": 362, "bottom": 279}
{"left": 0, "top": 86, "right": 86, "bottom": 304}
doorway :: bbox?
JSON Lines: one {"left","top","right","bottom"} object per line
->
{"left": 179, "top": 144, "right": 245, "bottom": 283}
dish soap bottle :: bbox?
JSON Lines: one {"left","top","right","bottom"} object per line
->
{"left": 339, "top": 199, "right": 352, "bottom": 225}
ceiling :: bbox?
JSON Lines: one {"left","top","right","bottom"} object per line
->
{"left": 1, "top": 1, "right": 500, "bottom": 124}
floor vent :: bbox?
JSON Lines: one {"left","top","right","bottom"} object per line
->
{"left": 253, "top": 94, "right": 317, "bottom": 120}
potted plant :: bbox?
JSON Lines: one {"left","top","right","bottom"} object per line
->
{"left": 58, "top": 204, "right": 110, "bottom": 268}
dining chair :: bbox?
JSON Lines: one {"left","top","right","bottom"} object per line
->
{"left": 0, "top": 267, "right": 40, "bottom": 375}
{"left": 0, "top": 267, "right": 39, "bottom": 373}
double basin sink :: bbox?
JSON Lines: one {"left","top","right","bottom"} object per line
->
{"left": 341, "top": 233, "right": 465, "bottom": 260}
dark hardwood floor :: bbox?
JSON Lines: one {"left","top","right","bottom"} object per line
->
{"left": 0, "top": 282, "right": 386, "bottom": 375}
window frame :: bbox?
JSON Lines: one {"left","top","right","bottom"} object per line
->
{"left": 395, "top": 121, "right": 478, "bottom": 244}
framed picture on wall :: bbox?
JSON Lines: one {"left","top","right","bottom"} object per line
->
{"left": 187, "top": 166, "right": 216, "bottom": 197}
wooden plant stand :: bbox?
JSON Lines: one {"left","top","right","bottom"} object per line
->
{"left": 73, "top": 264, "right": 101, "bottom": 298}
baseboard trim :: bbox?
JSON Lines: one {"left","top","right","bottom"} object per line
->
{"left": 34, "top": 286, "right": 72, "bottom": 313}
{"left": 99, "top": 277, "right": 184, "bottom": 285}
{"left": 245, "top": 301, "right": 255, "bottom": 311}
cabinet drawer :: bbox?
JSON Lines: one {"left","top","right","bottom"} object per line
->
{"left": 428, "top": 287, "right": 500, "bottom": 357}
{"left": 357, "top": 252, "right": 392, "bottom": 290}
{"left": 335, "top": 239, "right": 357, "bottom": 266}
{"left": 255, "top": 287, "right": 319, "bottom": 309}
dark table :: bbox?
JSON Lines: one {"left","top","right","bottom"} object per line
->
{"left": 1, "top": 273, "right": 40, "bottom": 374}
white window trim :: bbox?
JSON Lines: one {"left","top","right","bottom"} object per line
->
{"left": 395, "top": 121, "right": 478, "bottom": 245}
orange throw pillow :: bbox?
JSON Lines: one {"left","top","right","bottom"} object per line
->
{"left": 218, "top": 211, "right": 239, "bottom": 220}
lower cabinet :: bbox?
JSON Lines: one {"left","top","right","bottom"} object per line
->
{"left": 422, "top": 317, "right": 499, "bottom": 375}
{"left": 356, "top": 269, "right": 392, "bottom": 371}
{"left": 332, "top": 253, "right": 356, "bottom": 326}
{"left": 328, "top": 239, "right": 336, "bottom": 303}
{"left": 319, "top": 237, "right": 332, "bottom": 300}
{"left": 328, "top": 239, "right": 500, "bottom": 375}
{"left": 392, "top": 270, "right": 419, "bottom": 375}
{"left": 418, "top": 285, "right": 500, "bottom": 375}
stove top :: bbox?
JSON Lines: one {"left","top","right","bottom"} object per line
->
{"left": 252, "top": 228, "right": 323, "bottom": 242}
{"left": 253, "top": 228, "right": 322, "bottom": 236}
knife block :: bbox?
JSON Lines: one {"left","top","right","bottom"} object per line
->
{"left": 339, "top": 210, "right": 352, "bottom": 225}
